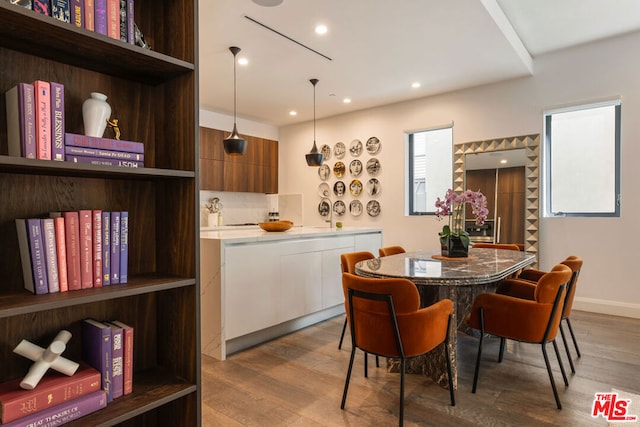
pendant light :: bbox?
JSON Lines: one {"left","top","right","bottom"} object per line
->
{"left": 223, "top": 46, "right": 247, "bottom": 156}
{"left": 305, "top": 78, "right": 324, "bottom": 166}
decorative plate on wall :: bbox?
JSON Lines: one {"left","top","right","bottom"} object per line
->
{"left": 349, "top": 139, "right": 363, "bottom": 157}
{"left": 333, "top": 161, "right": 346, "bottom": 178}
{"left": 366, "top": 200, "right": 381, "bottom": 217}
{"left": 349, "top": 159, "right": 363, "bottom": 177}
{"left": 366, "top": 136, "right": 381, "bottom": 155}
{"left": 366, "top": 178, "right": 381, "bottom": 196}
{"left": 320, "top": 144, "right": 331, "bottom": 161}
{"left": 318, "top": 182, "right": 330, "bottom": 198}
{"left": 318, "top": 198, "right": 331, "bottom": 217}
{"left": 366, "top": 158, "right": 381, "bottom": 175}
{"left": 334, "top": 142, "right": 346, "bottom": 159}
{"left": 349, "top": 179, "right": 363, "bottom": 197}
{"left": 333, "top": 180, "right": 346, "bottom": 197}
{"left": 349, "top": 199, "right": 363, "bottom": 216}
{"left": 333, "top": 200, "right": 346, "bottom": 216}
{"left": 318, "top": 164, "right": 330, "bottom": 181}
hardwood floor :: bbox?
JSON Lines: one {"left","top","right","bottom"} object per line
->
{"left": 202, "top": 311, "right": 640, "bottom": 426}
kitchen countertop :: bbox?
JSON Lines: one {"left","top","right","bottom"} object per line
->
{"left": 200, "top": 226, "right": 383, "bottom": 243}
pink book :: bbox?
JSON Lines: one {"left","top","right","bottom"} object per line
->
{"left": 84, "top": 0, "right": 95, "bottom": 31}
{"left": 53, "top": 216, "right": 69, "bottom": 292}
{"left": 63, "top": 211, "right": 81, "bottom": 290}
{"left": 33, "top": 80, "right": 51, "bottom": 160}
{"left": 93, "top": 210, "right": 103, "bottom": 287}
{"left": 79, "top": 210, "right": 93, "bottom": 289}
{"left": 106, "top": 0, "right": 119, "bottom": 40}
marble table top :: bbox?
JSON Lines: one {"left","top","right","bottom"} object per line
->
{"left": 355, "top": 248, "right": 536, "bottom": 286}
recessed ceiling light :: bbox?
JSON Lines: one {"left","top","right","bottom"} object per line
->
{"left": 315, "top": 24, "right": 328, "bottom": 35}
{"left": 411, "top": 82, "right": 421, "bottom": 89}
{"left": 289, "top": 111, "right": 297, "bottom": 116}
{"left": 238, "top": 57, "right": 248, "bottom": 66}
{"left": 252, "top": 0, "right": 284, "bottom": 6}
{"left": 500, "top": 159, "right": 507, "bottom": 164}
{"left": 343, "top": 98, "right": 351, "bottom": 104}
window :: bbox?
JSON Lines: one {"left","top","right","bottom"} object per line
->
{"left": 543, "top": 101, "right": 620, "bottom": 217}
{"left": 407, "top": 126, "right": 452, "bottom": 215}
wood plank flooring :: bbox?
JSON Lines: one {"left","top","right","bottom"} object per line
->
{"left": 202, "top": 311, "right": 640, "bottom": 426}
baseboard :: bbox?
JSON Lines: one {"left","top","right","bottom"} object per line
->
{"left": 573, "top": 297, "right": 640, "bottom": 319}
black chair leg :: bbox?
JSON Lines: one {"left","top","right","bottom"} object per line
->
{"left": 472, "top": 308, "right": 484, "bottom": 393}
{"left": 559, "top": 323, "right": 576, "bottom": 374}
{"left": 552, "top": 339, "right": 569, "bottom": 386}
{"left": 444, "top": 314, "right": 456, "bottom": 406}
{"left": 364, "top": 352, "right": 368, "bottom": 378}
{"left": 399, "top": 358, "right": 405, "bottom": 427}
{"left": 376, "top": 355, "right": 380, "bottom": 368}
{"left": 498, "top": 337, "right": 506, "bottom": 363}
{"left": 341, "top": 347, "right": 356, "bottom": 409}
{"left": 541, "top": 343, "right": 562, "bottom": 410}
{"left": 565, "top": 317, "right": 581, "bottom": 358}
{"left": 338, "top": 317, "right": 348, "bottom": 350}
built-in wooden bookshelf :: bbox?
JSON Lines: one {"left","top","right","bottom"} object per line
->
{"left": 0, "top": 2, "right": 199, "bottom": 426}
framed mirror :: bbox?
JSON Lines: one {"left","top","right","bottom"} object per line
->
{"left": 453, "top": 134, "right": 540, "bottom": 257}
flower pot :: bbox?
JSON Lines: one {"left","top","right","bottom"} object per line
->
{"left": 440, "top": 236, "right": 469, "bottom": 258}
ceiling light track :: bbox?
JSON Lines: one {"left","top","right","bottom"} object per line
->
{"left": 244, "top": 15, "right": 332, "bottom": 61}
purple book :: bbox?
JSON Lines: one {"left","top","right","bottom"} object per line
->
{"left": 27, "top": 218, "right": 49, "bottom": 295}
{"left": 33, "top": 0, "right": 51, "bottom": 15}
{"left": 64, "top": 132, "right": 144, "bottom": 153}
{"left": 119, "top": 211, "right": 128, "bottom": 283}
{"left": 71, "top": 0, "right": 84, "bottom": 27}
{"left": 67, "top": 155, "right": 143, "bottom": 168}
{"left": 5, "top": 83, "right": 36, "bottom": 159}
{"left": 82, "top": 319, "right": 113, "bottom": 402}
{"left": 126, "top": 0, "right": 134, "bottom": 44}
{"left": 41, "top": 218, "right": 60, "bottom": 293}
{"left": 51, "top": 0, "right": 70, "bottom": 22}
{"left": 105, "top": 322, "right": 124, "bottom": 399}
{"left": 3, "top": 390, "right": 107, "bottom": 427}
{"left": 110, "top": 212, "right": 120, "bottom": 284}
{"left": 102, "top": 211, "right": 111, "bottom": 285}
{"left": 94, "top": 0, "right": 107, "bottom": 35}
{"left": 65, "top": 145, "right": 144, "bottom": 161}
{"left": 50, "top": 82, "right": 65, "bottom": 161}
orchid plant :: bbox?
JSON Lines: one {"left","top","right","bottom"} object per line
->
{"left": 435, "top": 189, "right": 488, "bottom": 249}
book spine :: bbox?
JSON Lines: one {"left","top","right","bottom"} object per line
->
{"left": 83, "top": 0, "right": 94, "bottom": 30}
{"left": 119, "top": 0, "right": 126, "bottom": 41}
{"left": 5, "top": 84, "right": 23, "bottom": 157}
{"left": 92, "top": 210, "right": 103, "bottom": 287}
{"left": 26, "top": 218, "right": 49, "bottom": 295}
{"left": 78, "top": 209, "right": 93, "bottom": 289}
{"left": 23, "top": 84, "right": 36, "bottom": 159}
{"left": 0, "top": 367, "right": 101, "bottom": 424}
{"left": 41, "top": 218, "right": 60, "bottom": 293}
{"left": 33, "top": 80, "right": 51, "bottom": 160}
{"left": 111, "top": 321, "right": 133, "bottom": 395}
{"left": 53, "top": 216, "right": 69, "bottom": 292}
{"left": 110, "top": 212, "right": 120, "bottom": 284}
{"left": 119, "top": 211, "right": 128, "bottom": 283}
{"left": 81, "top": 320, "right": 112, "bottom": 402}
{"left": 106, "top": 0, "right": 119, "bottom": 39}
{"left": 15, "top": 219, "right": 36, "bottom": 293}
{"left": 126, "top": 0, "right": 134, "bottom": 44}
{"left": 51, "top": 0, "right": 70, "bottom": 22}
{"left": 64, "top": 132, "right": 144, "bottom": 153}
{"left": 66, "top": 155, "right": 143, "bottom": 168}
{"left": 3, "top": 390, "right": 107, "bottom": 427}
{"left": 71, "top": 0, "right": 83, "bottom": 28}
{"left": 94, "top": 0, "right": 107, "bottom": 35}
{"left": 6, "top": 0, "right": 32, "bottom": 9}
{"left": 33, "top": 0, "right": 51, "bottom": 16}
{"left": 102, "top": 212, "right": 111, "bottom": 285}
{"left": 105, "top": 323, "right": 124, "bottom": 399}
{"left": 63, "top": 211, "right": 82, "bottom": 290}
{"left": 65, "top": 145, "right": 144, "bottom": 161}
{"left": 50, "top": 82, "right": 65, "bottom": 161}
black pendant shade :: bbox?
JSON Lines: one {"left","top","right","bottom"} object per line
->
{"left": 305, "top": 78, "right": 324, "bottom": 167}
{"left": 223, "top": 46, "right": 247, "bottom": 156}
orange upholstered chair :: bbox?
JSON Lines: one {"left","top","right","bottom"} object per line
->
{"left": 378, "top": 245, "right": 406, "bottom": 257}
{"left": 498, "top": 256, "right": 584, "bottom": 373}
{"left": 341, "top": 273, "right": 455, "bottom": 426}
{"left": 338, "top": 251, "right": 376, "bottom": 350}
{"left": 471, "top": 243, "right": 521, "bottom": 251}
{"left": 467, "top": 264, "right": 573, "bottom": 409}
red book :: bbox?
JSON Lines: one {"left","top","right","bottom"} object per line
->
{"left": 79, "top": 209, "right": 93, "bottom": 289}
{"left": 111, "top": 320, "right": 133, "bottom": 395}
{"left": 53, "top": 216, "right": 69, "bottom": 292}
{"left": 106, "top": 0, "right": 119, "bottom": 40}
{"left": 63, "top": 211, "right": 81, "bottom": 290}
{"left": 0, "top": 365, "right": 101, "bottom": 424}
{"left": 50, "top": 82, "right": 65, "bottom": 161}
{"left": 93, "top": 210, "right": 103, "bottom": 287}
{"left": 33, "top": 80, "right": 51, "bottom": 160}
{"left": 84, "top": 0, "right": 95, "bottom": 30}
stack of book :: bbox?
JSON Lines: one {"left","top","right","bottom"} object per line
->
{"left": 6, "top": 0, "right": 136, "bottom": 45}
{"left": 64, "top": 133, "right": 144, "bottom": 167}
{"left": 15, "top": 211, "right": 129, "bottom": 295}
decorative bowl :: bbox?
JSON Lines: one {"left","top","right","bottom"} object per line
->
{"left": 258, "top": 220, "right": 293, "bottom": 232}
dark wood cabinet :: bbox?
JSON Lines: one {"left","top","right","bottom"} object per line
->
{"left": 199, "top": 127, "right": 278, "bottom": 194}
{"left": 0, "top": 2, "right": 199, "bottom": 425}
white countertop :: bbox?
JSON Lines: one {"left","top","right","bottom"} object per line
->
{"left": 200, "top": 226, "right": 383, "bottom": 243}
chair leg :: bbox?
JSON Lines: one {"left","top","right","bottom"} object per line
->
{"left": 559, "top": 322, "right": 576, "bottom": 374}
{"left": 552, "top": 339, "right": 569, "bottom": 386}
{"left": 341, "top": 347, "right": 357, "bottom": 409}
{"left": 376, "top": 355, "right": 380, "bottom": 368}
{"left": 498, "top": 337, "right": 506, "bottom": 363}
{"left": 399, "top": 358, "right": 405, "bottom": 427}
{"left": 565, "top": 317, "right": 581, "bottom": 358}
{"left": 364, "top": 352, "right": 369, "bottom": 378}
{"left": 444, "top": 322, "right": 456, "bottom": 406}
{"left": 472, "top": 308, "right": 484, "bottom": 393}
{"left": 541, "top": 342, "right": 562, "bottom": 410}
{"left": 338, "top": 317, "right": 348, "bottom": 350}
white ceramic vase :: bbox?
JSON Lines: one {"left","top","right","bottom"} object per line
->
{"left": 82, "top": 92, "right": 111, "bottom": 137}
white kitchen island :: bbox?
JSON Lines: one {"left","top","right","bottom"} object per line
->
{"left": 200, "top": 226, "right": 383, "bottom": 360}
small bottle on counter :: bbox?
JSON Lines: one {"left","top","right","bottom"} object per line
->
{"left": 218, "top": 212, "right": 223, "bottom": 226}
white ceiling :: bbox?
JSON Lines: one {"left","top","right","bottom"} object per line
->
{"left": 198, "top": 0, "right": 640, "bottom": 127}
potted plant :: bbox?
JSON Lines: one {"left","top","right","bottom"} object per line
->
{"left": 435, "top": 189, "right": 488, "bottom": 257}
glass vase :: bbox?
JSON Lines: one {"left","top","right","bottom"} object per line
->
{"left": 440, "top": 235, "right": 469, "bottom": 258}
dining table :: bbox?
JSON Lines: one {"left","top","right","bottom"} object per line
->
{"left": 354, "top": 247, "right": 536, "bottom": 389}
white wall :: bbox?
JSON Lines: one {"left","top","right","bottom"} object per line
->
{"left": 276, "top": 31, "right": 640, "bottom": 318}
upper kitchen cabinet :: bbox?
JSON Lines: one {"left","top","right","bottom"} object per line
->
{"left": 199, "top": 126, "right": 278, "bottom": 193}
